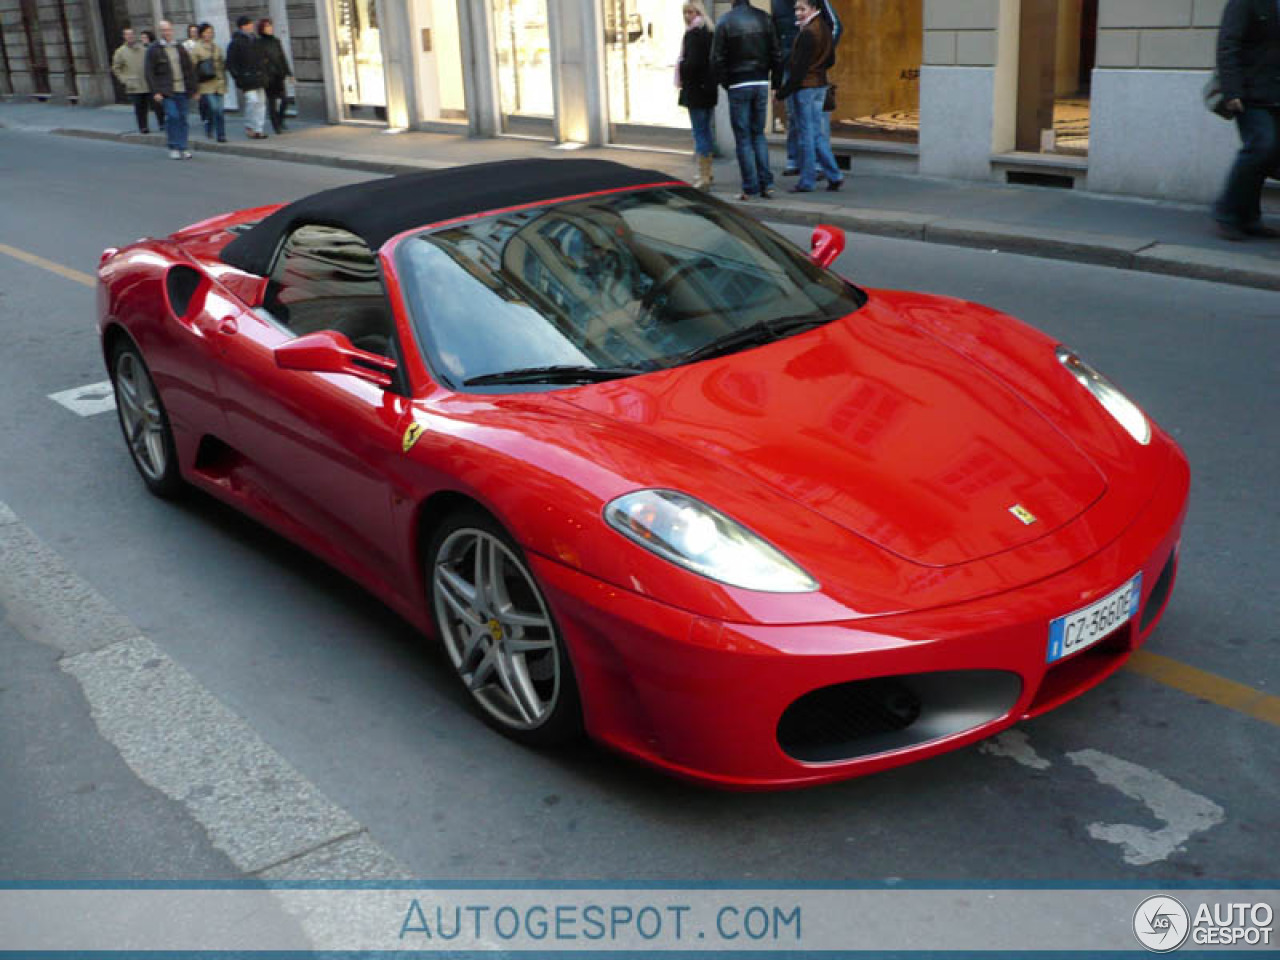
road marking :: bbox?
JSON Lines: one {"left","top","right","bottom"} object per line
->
{"left": 1066, "top": 748, "right": 1225, "bottom": 867}
{"left": 0, "top": 498, "right": 410, "bottom": 885}
{"left": 978, "top": 730, "right": 1051, "bottom": 769}
{"left": 0, "top": 241, "right": 96, "bottom": 288}
{"left": 1126, "top": 649, "right": 1280, "bottom": 727}
{"left": 49, "top": 380, "right": 116, "bottom": 417}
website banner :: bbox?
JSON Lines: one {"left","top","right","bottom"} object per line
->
{"left": 0, "top": 887, "right": 1275, "bottom": 953}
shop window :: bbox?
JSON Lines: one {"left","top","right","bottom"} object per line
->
{"left": 333, "top": 0, "right": 386, "bottom": 112}
{"left": 492, "top": 0, "right": 553, "bottom": 120}
{"left": 604, "top": 0, "right": 688, "bottom": 131}
{"left": 825, "top": 0, "right": 923, "bottom": 143}
{"left": 414, "top": 0, "right": 467, "bottom": 123}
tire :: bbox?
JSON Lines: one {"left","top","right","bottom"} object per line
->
{"left": 427, "top": 509, "right": 583, "bottom": 747}
{"left": 109, "top": 339, "right": 184, "bottom": 499}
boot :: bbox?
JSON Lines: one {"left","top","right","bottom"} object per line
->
{"left": 703, "top": 154, "right": 714, "bottom": 188}
{"left": 694, "top": 154, "right": 713, "bottom": 191}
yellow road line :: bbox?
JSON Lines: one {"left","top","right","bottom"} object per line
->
{"left": 1127, "top": 650, "right": 1280, "bottom": 727}
{"left": 1, "top": 242, "right": 1278, "bottom": 730}
{"left": 0, "top": 242, "right": 96, "bottom": 288}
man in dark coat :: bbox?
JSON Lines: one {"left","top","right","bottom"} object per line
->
{"left": 1213, "top": 0, "right": 1280, "bottom": 240}
{"left": 144, "top": 20, "right": 198, "bottom": 159}
{"left": 226, "top": 16, "right": 269, "bottom": 138}
{"left": 712, "top": 0, "right": 782, "bottom": 200}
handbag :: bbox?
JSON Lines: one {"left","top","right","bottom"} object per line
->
{"left": 823, "top": 83, "right": 837, "bottom": 113}
{"left": 196, "top": 57, "right": 217, "bottom": 82}
{"left": 1202, "top": 71, "right": 1233, "bottom": 119}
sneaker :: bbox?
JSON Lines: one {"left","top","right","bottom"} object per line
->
{"left": 217, "top": 136, "right": 227, "bottom": 143}
{"left": 169, "top": 149, "right": 181, "bottom": 160}
{"left": 826, "top": 179, "right": 843, "bottom": 192}
{"left": 181, "top": 151, "right": 193, "bottom": 160}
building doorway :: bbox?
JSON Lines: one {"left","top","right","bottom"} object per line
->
{"left": 604, "top": 0, "right": 689, "bottom": 147}
{"left": 411, "top": 0, "right": 468, "bottom": 125}
{"left": 1017, "top": 0, "right": 1097, "bottom": 155}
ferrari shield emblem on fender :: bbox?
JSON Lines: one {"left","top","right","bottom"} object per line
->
{"left": 402, "top": 422, "right": 424, "bottom": 453}
{"left": 1009, "top": 504, "right": 1037, "bottom": 526}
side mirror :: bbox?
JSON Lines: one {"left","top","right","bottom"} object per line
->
{"left": 274, "top": 330, "right": 397, "bottom": 388}
{"left": 810, "top": 224, "right": 846, "bottom": 268}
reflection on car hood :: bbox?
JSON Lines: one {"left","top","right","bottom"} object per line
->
{"left": 560, "top": 295, "right": 1107, "bottom": 568}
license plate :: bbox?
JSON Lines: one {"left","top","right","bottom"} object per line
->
{"left": 1047, "top": 573, "right": 1142, "bottom": 663}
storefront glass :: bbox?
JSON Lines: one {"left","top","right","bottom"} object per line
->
{"left": 333, "top": 0, "right": 386, "bottom": 112}
{"left": 604, "top": 0, "right": 687, "bottom": 129}
{"left": 825, "top": 0, "right": 922, "bottom": 143}
{"left": 491, "top": 0, "right": 553, "bottom": 120}
{"left": 414, "top": 0, "right": 468, "bottom": 123}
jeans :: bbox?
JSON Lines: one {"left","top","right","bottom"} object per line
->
{"left": 242, "top": 87, "right": 266, "bottom": 134}
{"left": 688, "top": 106, "right": 714, "bottom": 156}
{"left": 203, "top": 92, "right": 226, "bottom": 140}
{"left": 163, "top": 93, "right": 189, "bottom": 151}
{"left": 728, "top": 85, "right": 773, "bottom": 195}
{"left": 792, "top": 86, "right": 842, "bottom": 191}
{"left": 129, "top": 93, "right": 151, "bottom": 132}
{"left": 1214, "top": 106, "right": 1280, "bottom": 226}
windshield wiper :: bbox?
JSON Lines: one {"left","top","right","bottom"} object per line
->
{"left": 672, "top": 315, "right": 832, "bottom": 367}
{"left": 463, "top": 365, "right": 645, "bottom": 387}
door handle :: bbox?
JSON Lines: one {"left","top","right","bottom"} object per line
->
{"left": 218, "top": 316, "right": 239, "bottom": 335}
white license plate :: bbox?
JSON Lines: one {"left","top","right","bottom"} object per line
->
{"left": 1047, "top": 573, "right": 1142, "bottom": 663}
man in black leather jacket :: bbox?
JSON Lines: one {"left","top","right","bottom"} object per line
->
{"left": 1213, "top": 0, "right": 1280, "bottom": 240}
{"left": 712, "top": 0, "right": 782, "bottom": 199}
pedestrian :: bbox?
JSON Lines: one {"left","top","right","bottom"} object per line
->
{"left": 258, "top": 18, "right": 293, "bottom": 134}
{"left": 712, "top": 0, "right": 781, "bottom": 200}
{"left": 678, "top": 1, "right": 717, "bottom": 190}
{"left": 145, "top": 19, "right": 198, "bottom": 160}
{"left": 111, "top": 27, "right": 151, "bottom": 134}
{"left": 191, "top": 23, "right": 227, "bottom": 142}
{"left": 140, "top": 30, "right": 166, "bottom": 131}
{"left": 777, "top": 0, "right": 843, "bottom": 193}
{"left": 183, "top": 24, "right": 209, "bottom": 132}
{"left": 774, "top": 0, "right": 840, "bottom": 176}
{"left": 1213, "top": 0, "right": 1280, "bottom": 240}
{"left": 227, "top": 15, "right": 268, "bottom": 139}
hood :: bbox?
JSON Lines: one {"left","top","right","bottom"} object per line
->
{"left": 560, "top": 295, "right": 1107, "bottom": 568}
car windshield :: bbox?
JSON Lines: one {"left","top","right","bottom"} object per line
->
{"left": 394, "top": 186, "right": 866, "bottom": 390}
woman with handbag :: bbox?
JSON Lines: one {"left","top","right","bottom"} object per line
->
{"left": 677, "top": 1, "right": 717, "bottom": 190}
{"left": 191, "top": 24, "right": 227, "bottom": 142}
{"left": 776, "top": 0, "right": 843, "bottom": 193}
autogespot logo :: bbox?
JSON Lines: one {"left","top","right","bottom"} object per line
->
{"left": 1133, "top": 895, "right": 1191, "bottom": 953}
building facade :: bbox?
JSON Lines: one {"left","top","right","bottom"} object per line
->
{"left": 0, "top": 0, "right": 1256, "bottom": 205}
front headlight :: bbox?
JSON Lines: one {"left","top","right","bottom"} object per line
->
{"left": 604, "top": 490, "right": 818, "bottom": 593}
{"left": 1057, "top": 347, "right": 1151, "bottom": 445}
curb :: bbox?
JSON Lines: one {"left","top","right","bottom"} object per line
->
{"left": 48, "top": 126, "right": 1280, "bottom": 293}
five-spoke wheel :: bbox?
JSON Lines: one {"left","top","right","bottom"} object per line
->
{"left": 111, "top": 340, "right": 182, "bottom": 497}
{"left": 429, "top": 512, "right": 581, "bottom": 744}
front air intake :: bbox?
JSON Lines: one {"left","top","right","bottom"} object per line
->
{"left": 778, "top": 670, "right": 1022, "bottom": 764}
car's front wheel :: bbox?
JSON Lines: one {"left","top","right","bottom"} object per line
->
{"left": 110, "top": 339, "right": 183, "bottom": 498}
{"left": 428, "top": 510, "right": 582, "bottom": 746}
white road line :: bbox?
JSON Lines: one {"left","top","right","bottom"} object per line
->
{"left": 1066, "top": 748, "right": 1225, "bottom": 867}
{"left": 0, "top": 498, "right": 411, "bottom": 889}
{"left": 978, "top": 730, "right": 1052, "bottom": 770}
{"left": 48, "top": 380, "right": 116, "bottom": 417}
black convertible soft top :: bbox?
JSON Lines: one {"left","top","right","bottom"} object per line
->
{"left": 219, "top": 158, "right": 677, "bottom": 276}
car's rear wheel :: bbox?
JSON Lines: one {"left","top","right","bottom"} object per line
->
{"left": 428, "top": 510, "right": 582, "bottom": 746}
{"left": 110, "top": 340, "right": 182, "bottom": 498}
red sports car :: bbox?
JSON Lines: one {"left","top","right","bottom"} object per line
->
{"left": 97, "top": 159, "right": 1188, "bottom": 789}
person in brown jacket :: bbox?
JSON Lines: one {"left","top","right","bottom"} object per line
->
{"left": 111, "top": 28, "right": 151, "bottom": 133}
{"left": 190, "top": 23, "right": 227, "bottom": 142}
{"left": 775, "top": 0, "right": 843, "bottom": 193}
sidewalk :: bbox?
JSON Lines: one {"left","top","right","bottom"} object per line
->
{"left": 4, "top": 100, "right": 1279, "bottom": 291}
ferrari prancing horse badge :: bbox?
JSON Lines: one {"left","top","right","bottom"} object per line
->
{"left": 402, "top": 422, "right": 424, "bottom": 453}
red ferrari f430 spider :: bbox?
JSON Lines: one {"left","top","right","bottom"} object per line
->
{"left": 97, "top": 159, "right": 1188, "bottom": 788}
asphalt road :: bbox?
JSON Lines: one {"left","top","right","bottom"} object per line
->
{"left": 0, "top": 128, "right": 1276, "bottom": 883}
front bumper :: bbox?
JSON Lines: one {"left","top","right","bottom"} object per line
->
{"left": 530, "top": 454, "right": 1189, "bottom": 790}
